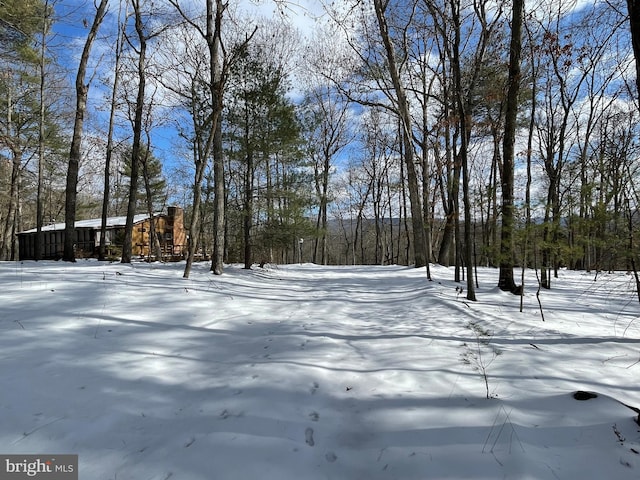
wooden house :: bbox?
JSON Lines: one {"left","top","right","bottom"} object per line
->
{"left": 17, "top": 206, "right": 187, "bottom": 261}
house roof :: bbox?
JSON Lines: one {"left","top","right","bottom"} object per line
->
{"left": 18, "top": 213, "right": 155, "bottom": 234}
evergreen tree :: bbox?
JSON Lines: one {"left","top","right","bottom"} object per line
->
{"left": 0, "top": 0, "right": 46, "bottom": 63}
{"left": 224, "top": 44, "right": 312, "bottom": 267}
{"left": 113, "top": 144, "right": 167, "bottom": 214}
{"left": 0, "top": 0, "right": 50, "bottom": 260}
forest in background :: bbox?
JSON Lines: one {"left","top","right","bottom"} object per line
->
{"left": 2, "top": 0, "right": 640, "bottom": 299}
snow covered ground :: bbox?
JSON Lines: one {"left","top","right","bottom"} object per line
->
{"left": 1, "top": 260, "right": 639, "bottom": 479}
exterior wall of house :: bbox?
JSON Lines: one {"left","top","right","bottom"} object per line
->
{"left": 130, "top": 208, "right": 186, "bottom": 259}
{"left": 18, "top": 229, "right": 95, "bottom": 260}
{"left": 18, "top": 230, "right": 64, "bottom": 260}
{"left": 17, "top": 207, "right": 187, "bottom": 261}
{"left": 168, "top": 206, "right": 187, "bottom": 256}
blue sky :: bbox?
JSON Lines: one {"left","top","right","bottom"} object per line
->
{"left": 48, "top": 0, "right": 327, "bottom": 185}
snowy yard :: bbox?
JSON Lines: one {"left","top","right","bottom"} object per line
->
{"left": 1, "top": 260, "right": 639, "bottom": 479}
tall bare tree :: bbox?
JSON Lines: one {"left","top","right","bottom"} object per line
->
{"left": 303, "top": 85, "right": 352, "bottom": 265}
{"left": 63, "top": 0, "right": 108, "bottom": 261}
{"left": 497, "top": 0, "right": 523, "bottom": 293}
{"left": 35, "top": 0, "right": 54, "bottom": 260}
{"left": 168, "top": 0, "right": 258, "bottom": 276}
{"left": 171, "top": 0, "right": 224, "bottom": 276}
{"left": 121, "top": 0, "right": 148, "bottom": 263}
{"left": 99, "top": 0, "right": 127, "bottom": 260}
{"left": 372, "top": 0, "right": 427, "bottom": 268}
{"left": 121, "top": 0, "right": 171, "bottom": 263}
{"left": 208, "top": 0, "right": 230, "bottom": 275}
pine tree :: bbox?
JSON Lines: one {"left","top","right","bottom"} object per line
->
{"left": 224, "top": 44, "right": 312, "bottom": 267}
{"left": 113, "top": 144, "right": 167, "bottom": 214}
{"left": 0, "top": 0, "right": 49, "bottom": 260}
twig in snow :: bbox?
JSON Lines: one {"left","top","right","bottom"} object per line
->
{"left": 626, "top": 357, "right": 640, "bottom": 369}
{"left": 14, "top": 416, "right": 66, "bottom": 444}
{"left": 534, "top": 267, "right": 545, "bottom": 322}
{"left": 463, "top": 322, "right": 501, "bottom": 399}
{"left": 622, "top": 315, "right": 638, "bottom": 338}
{"left": 602, "top": 354, "right": 627, "bottom": 364}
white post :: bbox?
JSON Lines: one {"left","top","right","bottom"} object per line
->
{"left": 298, "top": 238, "right": 304, "bottom": 264}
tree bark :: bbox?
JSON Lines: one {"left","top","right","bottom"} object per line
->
{"left": 100, "top": 0, "right": 126, "bottom": 261}
{"left": 210, "top": 69, "right": 226, "bottom": 275}
{"left": 498, "top": 0, "right": 523, "bottom": 293}
{"left": 63, "top": 0, "right": 108, "bottom": 262}
{"left": 210, "top": 0, "right": 226, "bottom": 275}
{"left": 1, "top": 151, "right": 20, "bottom": 260}
{"left": 171, "top": 0, "right": 236, "bottom": 277}
{"left": 141, "top": 137, "right": 163, "bottom": 261}
{"left": 450, "top": 0, "right": 476, "bottom": 300}
{"left": 35, "top": 2, "right": 51, "bottom": 261}
{"left": 243, "top": 145, "right": 254, "bottom": 269}
{"left": 628, "top": 0, "right": 640, "bottom": 101}
{"left": 372, "top": 0, "right": 426, "bottom": 268}
{"left": 122, "top": 0, "right": 146, "bottom": 264}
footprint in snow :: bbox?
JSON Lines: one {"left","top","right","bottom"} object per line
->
{"left": 325, "top": 452, "right": 337, "bottom": 463}
{"left": 310, "top": 382, "right": 319, "bottom": 395}
{"left": 305, "top": 427, "right": 315, "bottom": 446}
{"left": 308, "top": 411, "right": 319, "bottom": 422}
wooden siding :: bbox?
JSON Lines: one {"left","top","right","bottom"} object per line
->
{"left": 17, "top": 208, "right": 187, "bottom": 261}
{"left": 131, "top": 209, "right": 187, "bottom": 259}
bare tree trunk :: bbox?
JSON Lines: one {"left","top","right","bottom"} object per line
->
{"left": 142, "top": 132, "right": 163, "bottom": 261}
{"left": 373, "top": 0, "right": 426, "bottom": 268}
{"left": 498, "top": 0, "right": 523, "bottom": 293}
{"left": 63, "top": 0, "right": 108, "bottom": 262}
{"left": 122, "top": 0, "right": 147, "bottom": 264}
{"left": 100, "top": 0, "right": 126, "bottom": 261}
{"left": 182, "top": 140, "right": 207, "bottom": 277}
{"left": 520, "top": 28, "right": 537, "bottom": 311}
{"left": 628, "top": 0, "right": 640, "bottom": 101}
{"left": 36, "top": 1, "right": 51, "bottom": 261}
{"left": 437, "top": 87, "right": 457, "bottom": 267}
{"left": 305, "top": 85, "right": 348, "bottom": 266}
{"left": 243, "top": 149, "right": 254, "bottom": 269}
{"left": 1, "top": 152, "right": 20, "bottom": 260}
{"left": 450, "top": 0, "right": 476, "bottom": 300}
{"left": 438, "top": 177, "right": 458, "bottom": 266}
{"left": 626, "top": 1, "right": 640, "bottom": 302}
{"left": 171, "top": 0, "right": 248, "bottom": 277}
{"left": 211, "top": 93, "right": 225, "bottom": 274}
{"left": 421, "top": 123, "right": 432, "bottom": 279}
{"left": 399, "top": 138, "right": 411, "bottom": 265}
{"left": 320, "top": 162, "right": 329, "bottom": 264}
{"left": 623, "top": 197, "right": 640, "bottom": 303}
{"left": 210, "top": 0, "right": 227, "bottom": 276}
{"left": 0, "top": 80, "right": 15, "bottom": 260}
{"left": 314, "top": 148, "right": 331, "bottom": 265}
